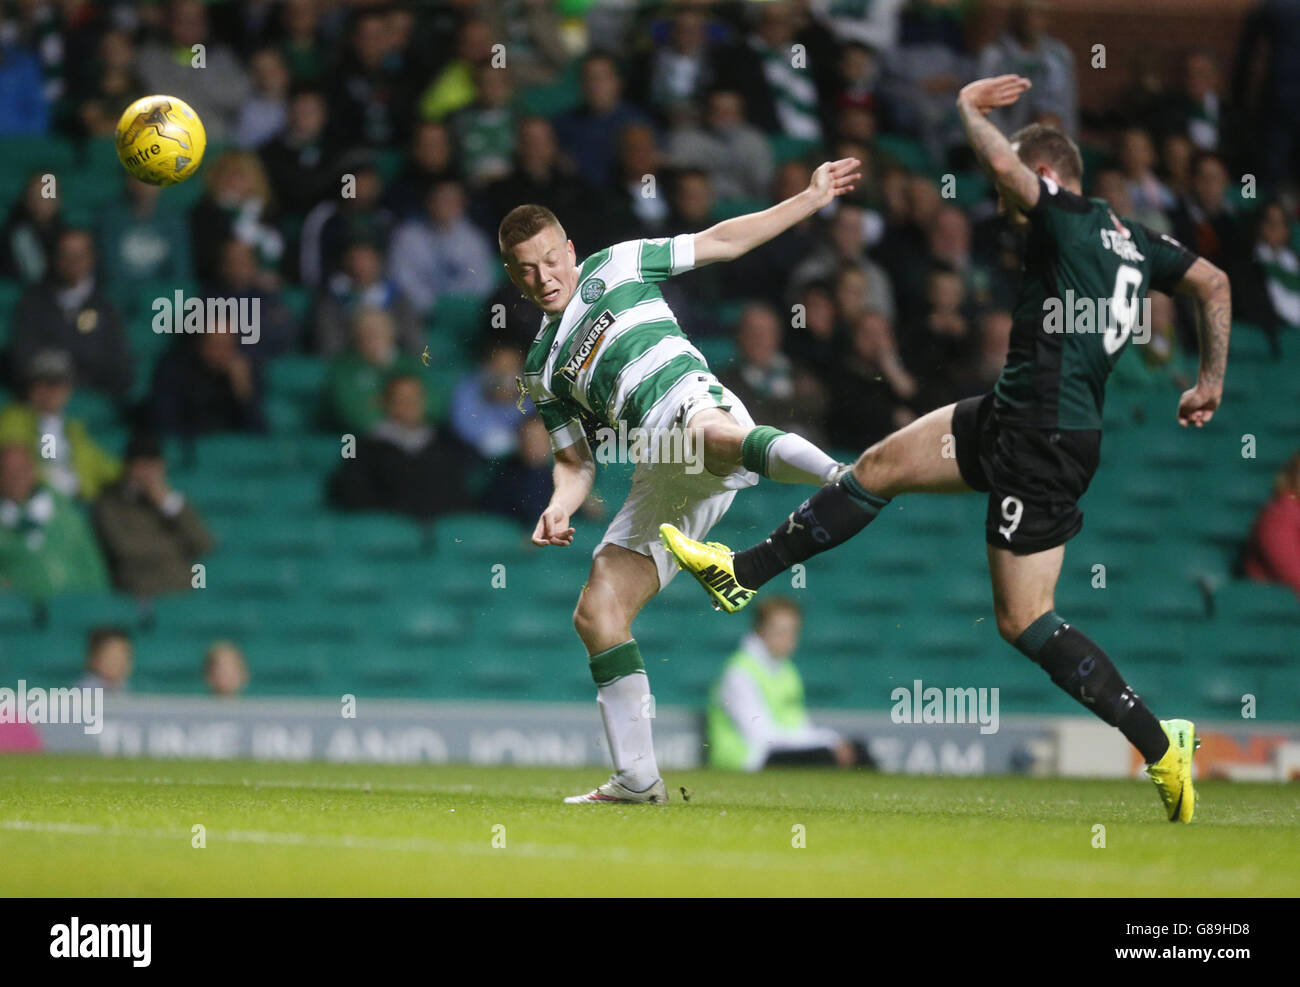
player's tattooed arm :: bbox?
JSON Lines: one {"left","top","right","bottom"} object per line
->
{"left": 1178, "top": 257, "right": 1232, "bottom": 390}
{"left": 956, "top": 76, "right": 1039, "bottom": 211}
{"left": 1173, "top": 257, "right": 1231, "bottom": 427}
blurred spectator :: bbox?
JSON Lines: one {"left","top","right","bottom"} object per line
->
{"left": 665, "top": 88, "right": 775, "bottom": 202}
{"left": 450, "top": 63, "right": 517, "bottom": 189}
{"left": 1241, "top": 452, "right": 1300, "bottom": 601}
{"left": 450, "top": 344, "right": 530, "bottom": 460}
{"left": 875, "top": 172, "right": 940, "bottom": 323}
{"left": 0, "top": 443, "right": 108, "bottom": 598}
{"left": 72, "top": 28, "right": 142, "bottom": 138}
{"left": 388, "top": 180, "right": 494, "bottom": 317}
{"left": 148, "top": 327, "right": 266, "bottom": 437}
{"left": 1, "top": 172, "right": 65, "bottom": 284}
{"left": 274, "top": 0, "right": 329, "bottom": 82}
{"left": 480, "top": 116, "right": 601, "bottom": 254}
{"left": 902, "top": 266, "right": 981, "bottom": 409}
{"left": 976, "top": 0, "right": 1078, "bottom": 137}
{"left": 207, "top": 239, "right": 297, "bottom": 358}
{"left": 713, "top": 0, "right": 823, "bottom": 141}
{"left": 234, "top": 47, "right": 292, "bottom": 149}
{"left": 608, "top": 122, "right": 670, "bottom": 239}
{"left": 0, "top": 30, "right": 49, "bottom": 135}
{"left": 76, "top": 627, "right": 133, "bottom": 693}
{"left": 553, "top": 52, "right": 651, "bottom": 188}
{"left": 824, "top": 310, "right": 916, "bottom": 449}
{"left": 259, "top": 86, "right": 336, "bottom": 220}
{"left": 1170, "top": 152, "right": 1243, "bottom": 275}
{"left": 204, "top": 640, "right": 250, "bottom": 697}
{"left": 93, "top": 432, "right": 214, "bottom": 597}
{"left": 808, "top": 0, "right": 905, "bottom": 51}
{"left": 707, "top": 596, "right": 868, "bottom": 771}
{"left": 97, "top": 178, "right": 194, "bottom": 304}
{"left": 721, "top": 302, "right": 826, "bottom": 442}
{"left": 314, "top": 241, "right": 423, "bottom": 358}
{"left": 9, "top": 229, "right": 131, "bottom": 399}
{"left": 326, "top": 7, "right": 418, "bottom": 148}
{"left": 1251, "top": 201, "right": 1300, "bottom": 331}
{"left": 417, "top": 16, "right": 494, "bottom": 123}
{"left": 136, "top": 0, "right": 251, "bottom": 141}
{"left": 300, "top": 159, "right": 396, "bottom": 287}
{"left": 791, "top": 204, "right": 895, "bottom": 323}
{"left": 482, "top": 416, "right": 557, "bottom": 524}
{"left": 327, "top": 308, "right": 426, "bottom": 434}
{"left": 878, "top": 0, "right": 971, "bottom": 167}
{"left": 1168, "top": 50, "right": 1239, "bottom": 156}
{"left": 784, "top": 279, "right": 839, "bottom": 376}
{"left": 1117, "top": 129, "right": 1176, "bottom": 234}
{"left": 1232, "top": 0, "right": 1300, "bottom": 195}
{"left": 189, "top": 150, "right": 285, "bottom": 287}
{"left": 628, "top": 5, "right": 718, "bottom": 119}
{"left": 384, "top": 120, "right": 462, "bottom": 220}
{"left": 0, "top": 350, "right": 120, "bottom": 502}
{"left": 329, "top": 373, "right": 469, "bottom": 521}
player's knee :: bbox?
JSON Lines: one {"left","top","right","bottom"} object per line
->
{"left": 853, "top": 442, "right": 895, "bottom": 496}
{"left": 994, "top": 603, "right": 1049, "bottom": 645}
{"left": 573, "top": 587, "right": 622, "bottom": 646}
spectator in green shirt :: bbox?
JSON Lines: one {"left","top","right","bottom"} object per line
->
{"left": 326, "top": 307, "right": 427, "bottom": 434}
{"left": 0, "top": 442, "right": 109, "bottom": 599}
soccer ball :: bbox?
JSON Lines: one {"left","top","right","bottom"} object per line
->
{"left": 114, "top": 95, "right": 207, "bottom": 186}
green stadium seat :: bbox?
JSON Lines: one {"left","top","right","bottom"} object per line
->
{"left": 41, "top": 592, "right": 148, "bottom": 633}
{"left": 2, "top": 627, "right": 84, "bottom": 686}
{"left": 1213, "top": 581, "right": 1299, "bottom": 626}
{"left": 0, "top": 593, "right": 38, "bottom": 632}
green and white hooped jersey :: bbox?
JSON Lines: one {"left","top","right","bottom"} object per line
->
{"left": 522, "top": 234, "right": 708, "bottom": 452}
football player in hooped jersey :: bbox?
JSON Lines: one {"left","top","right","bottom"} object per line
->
{"left": 499, "top": 159, "right": 861, "bottom": 804}
{"left": 662, "top": 77, "right": 1232, "bottom": 822}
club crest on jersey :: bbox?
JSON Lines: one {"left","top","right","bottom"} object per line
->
{"left": 580, "top": 278, "right": 606, "bottom": 303}
{"left": 558, "top": 309, "right": 615, "bottom": 380}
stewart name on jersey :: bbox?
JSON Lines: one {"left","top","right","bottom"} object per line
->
{"left": 522, "top": 235, "right": 709, "bottom": 452}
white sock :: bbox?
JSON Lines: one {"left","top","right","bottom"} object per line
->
{"left": 596, "top": 671, "right": 660, "bottom": 790}
{"left": 764, "top": 432, "right": 840, "bottom": 485}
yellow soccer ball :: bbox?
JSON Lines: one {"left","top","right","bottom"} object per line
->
{"left": 114, "top": 95, "right": 207, "bottom": 186}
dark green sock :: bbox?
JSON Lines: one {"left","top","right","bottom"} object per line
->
{"left": 733, "top": 471, "right": 890, "bottom": 590}
{"left": 1014, "top": 612, "right": 1169, "bottom": 763}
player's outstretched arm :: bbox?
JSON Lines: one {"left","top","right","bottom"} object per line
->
{"left": 532, "top": 437, "right": 596, "bottom": 547}
{"left": 1174, "top": 256, "right": 1232, "bottom": 428}
{"left": 692, "top": 158, "right": 861, "bottom": 266}
{"left": 956, "top": 75, "right": 1039, "bottom": 212}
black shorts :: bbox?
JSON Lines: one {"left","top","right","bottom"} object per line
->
{"left": 951, "top": 392, "right": 1101, "bottom": 555}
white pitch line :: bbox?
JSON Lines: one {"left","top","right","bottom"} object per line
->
{"left": 0, "top": 818, "right": 859, "bottom": 875}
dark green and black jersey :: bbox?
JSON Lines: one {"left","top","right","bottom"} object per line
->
{"left": 994, "top": 176, "right": 1198, "bottom": 429}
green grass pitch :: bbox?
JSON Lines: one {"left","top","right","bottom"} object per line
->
{"left": 2, "top": 754, "right": 1297, "bottom": 896}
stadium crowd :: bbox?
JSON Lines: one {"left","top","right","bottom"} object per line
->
{"left": 0, "top": 0, "right": 1297, "bottom": 621}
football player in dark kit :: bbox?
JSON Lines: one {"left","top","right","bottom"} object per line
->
{"left": 662, "top": 76, "right": 1231, "bottom": 822}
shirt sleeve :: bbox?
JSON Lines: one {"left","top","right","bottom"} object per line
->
{"left": 629, "top": 234, "right": 697, "bottom": 283}
{"left": 530, "top": 381, "right": 585, "bottom": 453}
{"left": 1140, "top": 226, "right": 1199, "bottom": 295}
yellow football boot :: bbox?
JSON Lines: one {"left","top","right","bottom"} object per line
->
{"left": 659, "top": 523, "right": 755, "bottom": 613}
{"left": 1146, "top": 718, "right": 1200, "bottom": 822}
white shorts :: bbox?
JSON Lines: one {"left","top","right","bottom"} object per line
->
{"left": 594, "top": 371, "right": 759, "bottom": 588}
